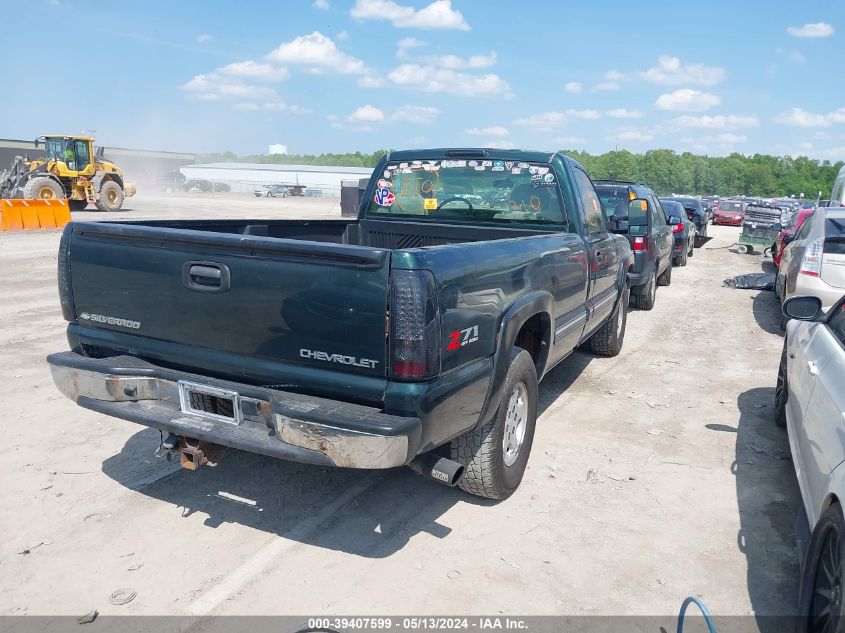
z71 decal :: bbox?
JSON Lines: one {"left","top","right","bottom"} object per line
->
{"left": 447, "top": 325, "right": 479, "bottom": 351}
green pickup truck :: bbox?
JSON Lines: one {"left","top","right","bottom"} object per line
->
{"left": 48, "top": 149, "right": 634, "bottom": 500}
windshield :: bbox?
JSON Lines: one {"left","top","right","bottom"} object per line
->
{"left": 719, "top": 201, "right": 744, "bottom": 211}
{"left": 364, "top": 160, "right": 566, "bottom": 227}
{"left": 595, "top": 186, "right": 630, "bottom": 218}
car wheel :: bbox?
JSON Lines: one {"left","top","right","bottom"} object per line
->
{"left": 774, "top": 342, "right": 788, "bottom": 428}
{"left": 633, "top": 269, "right": 657, "bottom": 310}
{"left": 589, "top": 284, "right": 629, "bottom": 357}
{"left": 797, "top": 504, "right": 845, "bottom": 632}
{"left": 657, "top": 260, "right": 672, "bottom": 286}
{"left": 451, "top": 347, "right": 537, "bottom": 500}
{"left": 688, "top": 238, "right": 694, "bottom": 257}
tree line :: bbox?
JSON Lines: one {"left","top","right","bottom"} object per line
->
{"left": 197, "top": 148, "right": 843, "bottom": 198}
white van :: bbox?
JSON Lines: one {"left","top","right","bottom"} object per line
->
{"left": 832, "top": 164, "right": 845, "bottom": 207}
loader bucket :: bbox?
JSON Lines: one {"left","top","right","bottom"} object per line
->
{"left": 1, "top": 199, "right": 71, "bottom": 231}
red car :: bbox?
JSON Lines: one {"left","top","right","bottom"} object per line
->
{"left": 772, "top": 207, "right": 815, "bottom": 267}
{"left": 712, "top": 200, "right": 746, "bottom": 226}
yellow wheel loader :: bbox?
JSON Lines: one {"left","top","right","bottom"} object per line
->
{"left": 0, "top": 135, "right": 136, "bottom": 211}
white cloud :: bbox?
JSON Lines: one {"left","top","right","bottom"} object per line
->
{"left": 420, "top": 51, "right": 497, "bottom": 69}
{"left": 358, "top": 75, "right": 385, "bottom": 88}
{"left": 672, "top": 114, "right": 760, "bottom": 129}
{"left": 655, "top": 88, "right": 721, "bottom": 112}
{"left": 640, "top": 55, "right": 726, "bottom": 86}
{"left": 387, "top": 64, "right": 511, "bottom": 97}
{"left": 267, "top": 31, "right": 368, "bottom": 74}
{"left": 313, "top": 0, "right": 330, "bottom": 9}
{"left": 393, "top": 105, "right": 441, "bottom": 124}
{"left": 219, "top": 61, "right": 289, "bottom": 81}
{"left": 774, "top": 107, "right": 845, "bottom": 127}
{"left": 591, "top": 81, "right": 620, "bottom": 92}
{"left": 776, "top": 48, "right": 807, "bottom": 63}
{"left": 483, "top": 140, "right": 515, "bottom": 149}
{"left": 180, "top": 74, "right": 280, "bottom": 101}
{"left": 336, "top": 30, "right": 350, "bottom": 41}
{"left": 514, "top": 112, "right": 567, "bottom": 131}
{"left": 196, "top": 33, "right": 212, "bottom": 44}
{"left": 605, "top": 70, "right": 624, "bottom": 81}
{"left": 233, "top": 101, "right": 309, "bottom": 113}
{"left": 350, "top": 0, "right": 470, "bottom": 31}
{"left": 564, "top": 82, "right": 583, "bottom": 94}
{"left": 787, "top": 22, "right": 834, "bottom": 38}
{"left": 606, "top": 109, "right": 642, "bottom": 119}
{"left": 566, "top": 108, "right": 601, "bottom": 120}
{"left": 700, "top": 133, "right": 747, "bottom": 144}
{"left": 397, "top": 37, "right": 426, "bottom": 57}
{"left": 348, "top": 105, "right": 385, "bottom": 122}
{"left": 612, "top": 131, "right": 654, "bottom": 142}
{"left": 555, "top": 136, "right": 586, "bottom": 145}
{"left": 465, "top": 126, "right": 509, "bottom": 137}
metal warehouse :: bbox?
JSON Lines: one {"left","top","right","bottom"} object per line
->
{"left": 179, "top": 163, "right": 374, "bottom": 196}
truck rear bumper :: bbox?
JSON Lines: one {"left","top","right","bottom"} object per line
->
{"left": 47, "top": 351, "right": 421, "bottom": 469}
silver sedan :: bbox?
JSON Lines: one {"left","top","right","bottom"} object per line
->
{"left": 776, "top": 294, "right": 845, "bottom": 626}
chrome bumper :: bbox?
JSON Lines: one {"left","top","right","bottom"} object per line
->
{"left": 48, "top": 353, "right": 419, "bottom": 469}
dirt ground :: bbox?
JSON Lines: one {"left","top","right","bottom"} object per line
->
{"left": 0, "top": 191, "right": 800, "bottom": 623}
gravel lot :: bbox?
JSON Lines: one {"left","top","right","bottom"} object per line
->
{"left": 0, "top": 191, "right": 800, "bottom": 622}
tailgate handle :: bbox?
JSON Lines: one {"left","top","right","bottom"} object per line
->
{"left": 183, "top": 261, "right": 231, "bottom": 292}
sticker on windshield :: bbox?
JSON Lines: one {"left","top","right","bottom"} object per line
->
{"left": 528, "top": 165, "right": 538, "bottom": 175}
{"left": 468, "top": 160, "right": 478, "bottom": 167}
{"left": 384, "top": 170, "right": 391, "bottom": 179}
{"left": 511, "top": 167, "right": 522, "bottom": 175}
{"left": 424, "top": 198, "right": 438, "bottom": 210}
{"left": 375, "top": 188, "right": 395, "bottom": 206}
{"left": 482, "top": 160, "right": 492, "bottom": 167}
{"left": 544, "top": 173, "right": 555, "bottom": 183}
{"left": 377, "top": 179, "right": 392, "bottom": 189}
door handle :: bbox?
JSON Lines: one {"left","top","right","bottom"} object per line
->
{"left": 807, "top": 361, "right": 819, "bottom": 376}
{"left": 594, "top": 250, "right": 603, "bottom": 263}
{"left": 182, "top": 261, "right": 231, "bottom": 292}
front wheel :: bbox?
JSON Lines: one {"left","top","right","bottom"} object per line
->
{"left": 95, "top": 181, "right": 124, "bottom": 212}
{"left": 451, "top": 348, "right": 537, "bottom": 500}
{"left": 774, "top": 343, "right": 788, "bottom": 428}
{"left": 797, "top": 504, "right": 845, "bottom": 633}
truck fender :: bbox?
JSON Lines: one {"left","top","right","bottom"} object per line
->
{"left": 93, "top": 171, "right": 124, "bottom": 192}
{"left": 475, "top": 291, "right": 553, "bottom": 429}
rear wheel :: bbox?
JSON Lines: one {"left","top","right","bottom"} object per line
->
{"left": 22, "top": 176, "right": 64, "bottom": 200}
{"left": 95, "top": 180, "right": 124, "bottom": 212}
{"left": 797, "top": 504, "right": 845, "bottom": 633}
{"left": 675, "top": 249, "right": 688, "bottom": 267}
{"left": 451, "top": 347, "right": 537, "bottom": 500}
{"left": 774, "top": 343, "right": 788, "bottom": 428}
{"left": 633, "top": 268, "right": 657, "bottom": 310}
{"left": 68, "top": 199, "right": 88, "bottom": 211}
{"left": 589, "top": 285, "right": 629, "bottom": 357}
{"left": 657, "top": 260, "right": 672, "bottom": 286}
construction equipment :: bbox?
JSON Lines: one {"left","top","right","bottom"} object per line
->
{"left": 0, "top": 135, "right": 136, "bottom": 211}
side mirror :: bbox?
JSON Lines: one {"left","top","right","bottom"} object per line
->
{"left": 610, "top": 219, "right": 629, "bottom": 233}
{"left": 783, "top": 295, "right": 822, "bottom": 321}
{"left": 772, "top": 223, "right": 782, "bottom": 231}
{"left": 668, "top": 215, "right": 681, "bottom": 225}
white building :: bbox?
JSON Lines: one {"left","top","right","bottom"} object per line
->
{"left": 179, "top": 162, "right": 373, "bottom": 196}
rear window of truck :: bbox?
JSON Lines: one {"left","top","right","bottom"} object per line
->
{"left": 364, "top": 160, "right": 568, "bottom": 229}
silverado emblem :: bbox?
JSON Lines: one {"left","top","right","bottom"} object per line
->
{"left": 79, "top": 312, "right": 141, "bottom": 329}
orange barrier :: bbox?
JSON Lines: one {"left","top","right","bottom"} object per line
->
{"left": 0, "top": 199, "right": 71, "bottom": 232}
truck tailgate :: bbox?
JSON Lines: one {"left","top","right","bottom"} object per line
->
{"left": 67, "top": 223, "right": 390, "bottom": 382}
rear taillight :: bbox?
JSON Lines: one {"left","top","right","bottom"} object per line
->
{"left": 800, "top": 237, "right": 824, "bottom": 277}
{"left": 633, "top": 236, "right": 647, "bottom": 251}
{"left": 58, "top": 227, "right": 76, "bottom": 321}
{"left": 389, "top": 269, "right": 440, "bottom": 380}
{"left": 672, "top": 223, "right": 684, "bottom": 234}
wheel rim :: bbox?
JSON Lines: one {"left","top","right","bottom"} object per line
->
{"left": 811, "top": 525, "right": 843, "bottom": 631}
{"left": 107, "top": 189, "right": 118, "bottom": 204}
{"left": 502, "top": 382, "right": 528, "bottom": 467}
{"left": 38, "top": 187, "right": 56, "bottom": 200}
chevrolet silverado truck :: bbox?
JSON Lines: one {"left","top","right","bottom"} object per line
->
{"left": 48, "top": 149, "right": 633, "bottom": 500}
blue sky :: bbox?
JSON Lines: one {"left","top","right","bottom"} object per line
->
{"left": 4, "top": 0, "right": 843, "bottom": 159}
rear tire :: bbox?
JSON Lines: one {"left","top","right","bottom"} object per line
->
{"left": 95, "top": 180, "right": 124, "bottom": 212}
{"left": 22, "top": 176, "right": 64, "bottom": 200}
{"left": 633, "top": 268, "right": 657, "bottom": 310}
{"left": 657, "top": 260, "right": 672, "bottom": 286}
{"left": 774, "top": 343, "right": 788, "bottom": 428}
{"left": 68, "top": 199, "right": 88, "bottom": 211}
{"left": 797, "top": 504, "right": 845, "bottom": 633}
{"left": 451, "top": 348, "right": 537, "bottom": 500}
{"left": 589, "top": 285, "right": 629, "bottom": 357}
{"left": 676, "top": 249, "right": 688, "bottom": 267}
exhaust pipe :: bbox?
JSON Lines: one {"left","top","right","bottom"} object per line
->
{"left": 407, "top": 454, "right": 464, "bottom": 487}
